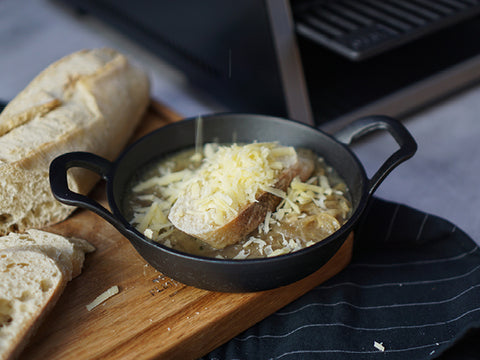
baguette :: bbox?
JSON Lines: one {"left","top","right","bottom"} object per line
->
{"left": 0, "top": 230, "right": 94, "bottom": 360}
{"left": 169, "top": 144, "right": 315, "bottom": 249}
{"left": 0, "top": 48, "right": 150, "bottom": 235}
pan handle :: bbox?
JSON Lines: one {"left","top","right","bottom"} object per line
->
{"left": 333, "top": 115, "right": 417, "bottom": 196}
{"left": 49, "top": 152, "right": 126, "bottom": 231}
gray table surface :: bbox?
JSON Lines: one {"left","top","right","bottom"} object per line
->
{"left": 2, "top": 0, "right": 480, "bottom": 245}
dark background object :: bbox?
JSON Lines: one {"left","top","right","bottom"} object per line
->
{"left": 60, "top": 0, "right": 480, "bottom": 129}
{"left": 294, "top": 0, "right": 480, "bottom": 61}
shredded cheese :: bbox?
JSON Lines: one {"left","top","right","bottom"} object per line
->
{"left": 374, "top": 341, "right": 385, "bottom": 352}
{"left": 144, "top": 228, "right": 154, "bottom": 239}
{"left": 233, "top": 249, "right": 250, "bottom": 259}
{"left": 268, "top": 247, "right": 291, "bottom": 257}
{"left": 272, "top": 174, "right": 335, "bottom": 223}
{"left": 169, "top": 142, "right": 297, "bottom": 231}
{"left": 128, "top": 143, "right": 352, "bottom": 260}
{"left": 86, "top": 285, "right": 119, "bottom": 311}
{"left": 263, "top": 211, "right": 272, "bottom": 234}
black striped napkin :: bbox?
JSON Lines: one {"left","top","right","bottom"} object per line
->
{"left": 203, "top": 198, "right": 480, "bottom": 360}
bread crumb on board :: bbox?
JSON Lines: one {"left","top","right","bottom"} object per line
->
{"left": 86, "top": 286, "right": 120, "bottom": 311}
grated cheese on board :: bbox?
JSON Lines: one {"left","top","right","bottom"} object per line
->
{"left": 86, "top": 285, "right": 119, "bottom": 311}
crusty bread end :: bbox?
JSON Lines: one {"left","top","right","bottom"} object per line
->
{"left": 0, "top": 48, "right": 150, "bottom": 235}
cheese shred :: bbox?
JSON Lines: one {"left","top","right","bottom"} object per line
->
{"left": 86, "top": 285, "right": 120, "bottom": 311}
{"left": 374, "top": 341, "right": 385, "bottom": 352}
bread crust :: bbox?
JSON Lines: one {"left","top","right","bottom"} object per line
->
{"left": 0, "top": 48, "right": 150, "bottom": 235}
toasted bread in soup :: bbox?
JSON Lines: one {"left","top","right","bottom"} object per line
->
{"left": 169, "top": 144, "right": 315, "bottom": 249}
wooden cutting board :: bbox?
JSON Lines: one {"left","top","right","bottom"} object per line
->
{"left": 21, "top": 101, "right": 353, "bottom": 360}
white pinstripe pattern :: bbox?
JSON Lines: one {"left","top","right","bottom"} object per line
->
{"left": 349, "top": 244, "right": 478, "bottom": 268}
{"left": 384, "top": 203, "right": 400, "bottom": 242}
{"left": 273, "top": 339, "right": 451, "bottom": 359}
{"left": 415, "top": 214, "right": 429, "bottom": 241}
{"left": 275, "top": 284, "right": 480, "bottom": 315}
{"left": 316, "top": 263, "right": 480, "bottom": 289}
{"left": 235, "top": 307, "right": 480, "bottom": 341}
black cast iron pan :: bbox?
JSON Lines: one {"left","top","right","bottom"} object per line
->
{"left": 49, "top": 114, "right": 416, "bottom": 292}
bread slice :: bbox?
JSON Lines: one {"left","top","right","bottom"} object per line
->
{"left": 0, "top": 48, "right": 150, "bottom": 235}
{"left": 0, "top": 230, "right": 94, "bottom": 360}
{"left": 0, "top": 229, "right": 95, "bottom": 280}
{"left": 0, "top": 249, "right": 64, "bottom": 360}
{"left": 169, "top": 144, "right": 315, "bottom": 249}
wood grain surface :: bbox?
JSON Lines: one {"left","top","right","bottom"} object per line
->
{"left": 20, "top": 101, "right": 353, "bottom": 360}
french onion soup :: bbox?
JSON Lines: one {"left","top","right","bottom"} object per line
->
{"left": 123, "top": 142, "right": 352, "bottom": 259}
